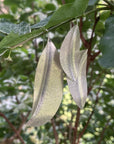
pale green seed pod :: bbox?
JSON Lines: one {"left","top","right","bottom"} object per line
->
{"left": 25, "top": 40, "right": 63, "bottom": 127}
{"left": 60, "top": 25, "right": 88, "bottom": 109}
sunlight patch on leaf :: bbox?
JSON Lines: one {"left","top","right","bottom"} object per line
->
{"left": 0, "top": 21, "right": 31, "bottom": 35}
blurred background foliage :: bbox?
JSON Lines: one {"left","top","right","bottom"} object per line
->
{"left": 0, "top": 0, "right": 114, "bottom": 144}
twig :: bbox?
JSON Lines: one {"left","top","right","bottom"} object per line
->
{"left": 9, "top": 111, "right": 30, "bottom": 143}
{"left": 51, "top": 118, "right": 59, "bottom": 144}
{"left": 76, "top": 109, "right": 94, "bottom": 144}
{"left": 88, "top": 13, "right": 100, "bottom": 59}
{"left": 90, "top": 51, "right": 101, "bottom": 61}
{"left": 0, "top": 112, "right": 25, "bottom": 144}
{"left": 88, "top": 72, "right": 102, "bottom": 94}
{"left": 72, "top": 107, "right": 80, "bottom": 144}
{"left": 9, "top": 121, "right": 25, "bottom": 143}
{"left": 86, "top": 13, "right": 100, "bottom": 72}
{"left": 15, "top": 95, "right": 25, "bottom": 120}
{"left": 76, "top": 82, "right": 103, "bottom": 144}
{"left": 98, "top": 118, "right": 111, "bottom": 144}
{"left": 89, "top": 13, "right": 100, "bottom": 44}
{"left": 87, "top": 50, "right": 101, "bottom": 73}
{"left": 68, "top": 114, "right": 74, "bottom": 143}
{"left": 96, "top": 4, "right": 108, "bottom": 6}
{"left": 33, "top": 39, "right": 39, "bottom": 62}
{"left": 103, "top": 0, "right": 114, "bottom": 7}
{"left": 79, "top": 17, "right": 89, "bottom": 48}
{"left": 61, "top": 0, "right": 65, "bottom": 4}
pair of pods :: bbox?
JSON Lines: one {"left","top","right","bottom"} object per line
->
{"left": 26, "top": 25, "right": 87, "bottom": 127}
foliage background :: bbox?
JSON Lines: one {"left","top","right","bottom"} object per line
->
{"left": 0, "top": 0, "right": 114, "bottom": 144}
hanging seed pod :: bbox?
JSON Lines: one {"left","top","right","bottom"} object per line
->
{"left": 67, "top": 50, "right": 88, "bottom": 109}
{"left": 60, "top": 25, "right": 80, "bottom": 81}
{"left": 60, "top": 25, "right": 88, "bottom": 109}
{"left": 26, "top": 40, "right": 63, "bottom": 127}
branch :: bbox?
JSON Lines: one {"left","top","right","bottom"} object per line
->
{"left": 98, "top": 118, "right": 111, "bottom": 144}
{"left": 51, "top": 118, "right": 59, "bottom": 144}
{"left": 33, "top": 39, "right": 39, "bottom": 62}
{"left": 69, "top": 113, "right": 74, "bottom": 143}
{"left": 87, "top": 50, "right": 101, "bottom": 73}
{"left": 103, "top": 0, "right": 114, "bottom": 7}
{"left": 76, "top": 82, "right": 103, "bottom": 144}
{"left": 90, "top": 51, "right": 101, "bottom": 61}
{"left": 9, "top": 111, "right": 30, "bottom": 143}
{"left": 88, "top": 73, "right": 102, "bottom": 94}
{"left": 0, "top": 112, "right": 25, "bottom": 144}
{"left": 9, "top": 122, "right": 24, "bottom": 143}
{"left": 76, "top": 109, "right": 94, "bottom": 144}
{"left": 89, "top": 14, "right": 100, "bottom": 44}
{"left": 79, "top": 16, "right": 100, "bottom": 72}
{"left": 15, "top": 95, "right": 25, "bottom": 120}
{"left": 72, "top": 107, "right": 80, "bottom": 144}
{"left": 61, "top": 0, "right": 65, "bottom": 4}
{"left": 79, "top": 17, "right": 89, "bottom": 48}
{"left": 86, "top": 13, "right": 100, "bottom": 71}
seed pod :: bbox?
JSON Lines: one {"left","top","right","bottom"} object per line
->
{"left": 60, "top": 25, "right": 80, "bottom": 81}
{"left": 26, "top": 40, "right": 63, "bottom": 127}
{"left": 60, "top": 25, "right": 88, "bottom": 109}
{"left": 67, "top": 50, "right": 88, "bottom": 109}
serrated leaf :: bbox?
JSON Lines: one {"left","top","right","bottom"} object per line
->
{"left": 99, "top": 15, "right": 114, "bottom": 68}
{"left": 26, "top": 41, "right": 63, "bottom": 127}
{"left": 60, "top": 25, "right": 88, "bottom": 109}
{"left": 31, "top": 16, "right": 51, "bottom": 30}
{"left": 60, "top": 25, "right": 80, "bottom": 81}
{"left": 0, "top": 0, "right": 89, "bottom": 52}
{"left": 0, "top": 21, "right": 31, "bottom": 35}
{"left": 0, "top": 28, "right": 42, "bottom": 50}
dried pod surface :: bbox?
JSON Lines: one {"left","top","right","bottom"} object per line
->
{"left": 60, "top": 25, "right": 88, "bottom": 109}
{"left": 67, "top": 50, "right": 88, "bottom": 109}
{"left": 60, "top": 25, "right": 80, "bottom": 81}
{"left": 26, "top": 41, "right": 63, "bottom": 127}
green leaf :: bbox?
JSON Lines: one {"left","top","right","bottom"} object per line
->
{"left": 4, "top": 0, "right": 21, "bottom": 6}
{"left": 95, "top": 21, "right": 105, "bottom": 36}
{"left": 88, "top": 0, "right": 99, "bottom": 6}
{"left": 0, "top": 21, "right": 31, "bottom": 35}
{"left": 26, "top": 41, "right": 63, "bottom": 127}
{"left": 57, "top": 0, "right": 75, "bottom": 5}
{"left": 0, "top": 0, "right": 89, "bottom": 54}
{"left": 44, "top": 3, "right": 56, "bottom": 11}
{"left": 31, "top": 16, "right": 51, "bottom": 30}
{"left": 0, "top": 28, "right": 43, "bottom": 49}
{"left": 99, "top": 15, "right": 114, "bottom": 68}
{"left": 0, "top": 14, "right": 15, "bottom": 21}
{"left": 47, "top": 0, "right": 89, "bottom": 27}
